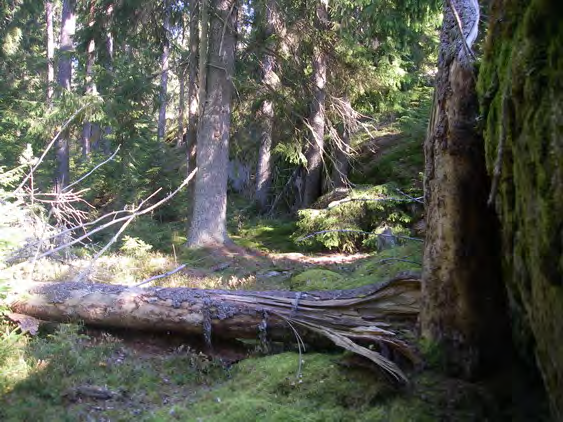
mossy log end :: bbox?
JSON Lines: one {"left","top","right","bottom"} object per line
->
{"left": 9, "top": 274, "right": 420, "bottom": 382}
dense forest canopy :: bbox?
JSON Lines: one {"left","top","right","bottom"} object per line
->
{"left": 1, "top": 0, "right": 562, "bottom": 420}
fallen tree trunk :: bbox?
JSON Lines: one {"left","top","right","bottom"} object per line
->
{"left": 8, "top": 274, "right": 420, "bottom": 382}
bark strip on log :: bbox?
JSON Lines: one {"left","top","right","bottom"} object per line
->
{"left": 9, "top": 274, "right": 420, "bottom": 382}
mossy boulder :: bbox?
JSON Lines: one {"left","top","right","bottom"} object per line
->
{"left": 289, "top": 269, "right": 343, "bottom": 290}
{"left": 478, "top": 0, "right": 563, "bottom": 417}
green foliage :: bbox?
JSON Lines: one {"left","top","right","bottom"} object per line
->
{"left": 294, "top": 184, "right": 420, "bottom": 252}
{"left": 120, "top": 235, "right": 153, "bottom": 257}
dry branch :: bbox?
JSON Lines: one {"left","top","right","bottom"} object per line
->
{"left": 9, "top": 274, "right": 420, "bottom": 383}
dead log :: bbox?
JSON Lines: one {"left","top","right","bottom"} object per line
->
{"left": 8, "top": 273, "right": 420, "bottom": 382}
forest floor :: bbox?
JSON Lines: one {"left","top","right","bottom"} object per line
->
{"left": 0, "top": 128, "right": 547, "bottom": 421}
{"left": 1, "top": 243, "right": 509, "bottom": 422}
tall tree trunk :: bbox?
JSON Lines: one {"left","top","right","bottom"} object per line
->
{"left": 157, "top": 1, "right": 171, "bottom": 142}
{"left": 302, "top": 0, "right": 329, "bottom": 208}
{"left": 331, "top": 95, "right": 352, "bottom": 189}
{"left": 186, "top": 0, "right": 199, "bottom": 175}
{"left": 255, "top": 0, "right": 281, "bottom": 211}
{"left": 55, "top": 0, "right": 76, "bottom": 190}
{"left": 420, "top": 0, "right": 510, "bottom": 379}
{"left": 177, "top": 66, "right": 186, "bottom": 148}
{"left": 45, "top": 1, "right": 55, "bottom": 109}
{"left": 478, "top": 0, "right": 563, "bottom": 416}
{"left": 81, "top": 1, "right": 97, "bottom": 158}
{"left": 187, "top": 0, "right": 237, "bottom": 247}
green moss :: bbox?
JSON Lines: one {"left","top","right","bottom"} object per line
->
{"left": 478, "top": 0, "right": 563, "bottom": 416}
{"left": 289, "top": 269, "right": 344, "bottom": 290}
{"left": 351, "top": 243, "right": 423, "bottom": 283}
{"left": 168, "top": 353, "right": 391, "bottom": 422}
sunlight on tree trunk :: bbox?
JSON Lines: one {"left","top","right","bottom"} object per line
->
{"left": 421, "top": 0, "right": 510, "bottom": 379}
{"left": 55, "top": 0, "right": 76, "bottom": 190}
{"left": 187, "top": 0, "right": 237, "bottom": 247}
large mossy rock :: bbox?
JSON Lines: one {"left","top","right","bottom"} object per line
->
{"left": 478, "top": 0, "right": 563, "bottom": 417}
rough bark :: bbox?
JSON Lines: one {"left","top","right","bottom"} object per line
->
{"left": 186, "top": 0, "right": 199, "bottom": 175}
{"left": 9, "top": 275, "right": 420, "bottom": 382}
{"left": 157, "top": 2, "right": 171, "bottom": 142}
{"left": 187, "top": 0, "right": 237, "bottom": 247}
{"left": 478, "top": 0, "right": 563, "bottom": 416}
{"left": 421, "top": 0, "right": 510, "bottom": 379}
{"left": 55, "top": 0, "right": 76, "bottom": 190}
{"left": 302, "top": 0, "right": 329, "bottom": 208}
{"left": 255, "top": 0, "right": 282, "bottom": 211}
{"left": 45, "top": 1, "right": 55, "bottom": 108}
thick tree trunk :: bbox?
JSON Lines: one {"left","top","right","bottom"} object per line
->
{"left": 9, "top": 275, "right": 420, "bottom": 381}
{"left": 157, "top": 2, "right": 171, "bottom": 142}
{"left": 255, "top": 0, "right": 281, "bottom": 211}
{"left": 45, "top": 1, "right": 55, "bottom": 108}
{"left": 302, "top": 0, "right": 329, "bottom": 208}
{"left": 55, "top": 0, "right": 76, "bottom": 190}
{"left": 421, "top": 0, "right": 510, "bottom": 379}
{"left": 478, "top": 0, "right": 563, "bottom": 416}
{"left": 187, "top": 0, "right": 237, "bottom": 247}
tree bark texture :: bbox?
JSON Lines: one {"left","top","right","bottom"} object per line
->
{"left": 55, "top": 0, "right": 76, "bottom": 190}
{"left": 157, "top": 2, "right": 171, "bottom": 142}
{"left": 302, "top": 0, "right": 329, "bottom": 208}
{"left": 9, "top": 275, "right": 420, "bottom": 382}
{"left": 187, "top": 0, "right": 237, "bottom": 247}
{"left": 255, "top": 0, "right": 282, "bottom": 211}
{"left": 45, "top": 1, "right": 55, "bottom": 108}
{"left": 421, "top": 0, "right": 510, "bottom": 379}
{"left": 478, "top": 0, "right": 563, "bottom": 416}
{"left": 186, "top": 0, "right": 199, "bottom": 175}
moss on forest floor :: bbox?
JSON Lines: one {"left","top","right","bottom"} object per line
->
{"left": 0, "top": 321, "right": 511, "bottom": 422}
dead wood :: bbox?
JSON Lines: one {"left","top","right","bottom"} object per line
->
{"left": 8, "top": 273, "right": 420, "bottom": 382}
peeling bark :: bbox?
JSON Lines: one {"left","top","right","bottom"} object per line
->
{"left": 9, "top": 275, "right": 420, "bottom": 381}
{"left": 421, "top": 0, "right": 510, "bottom": 379}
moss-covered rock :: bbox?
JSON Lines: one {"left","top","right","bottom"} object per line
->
{"left": 478, "top": 0, "right": 563, "bottom": 417}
